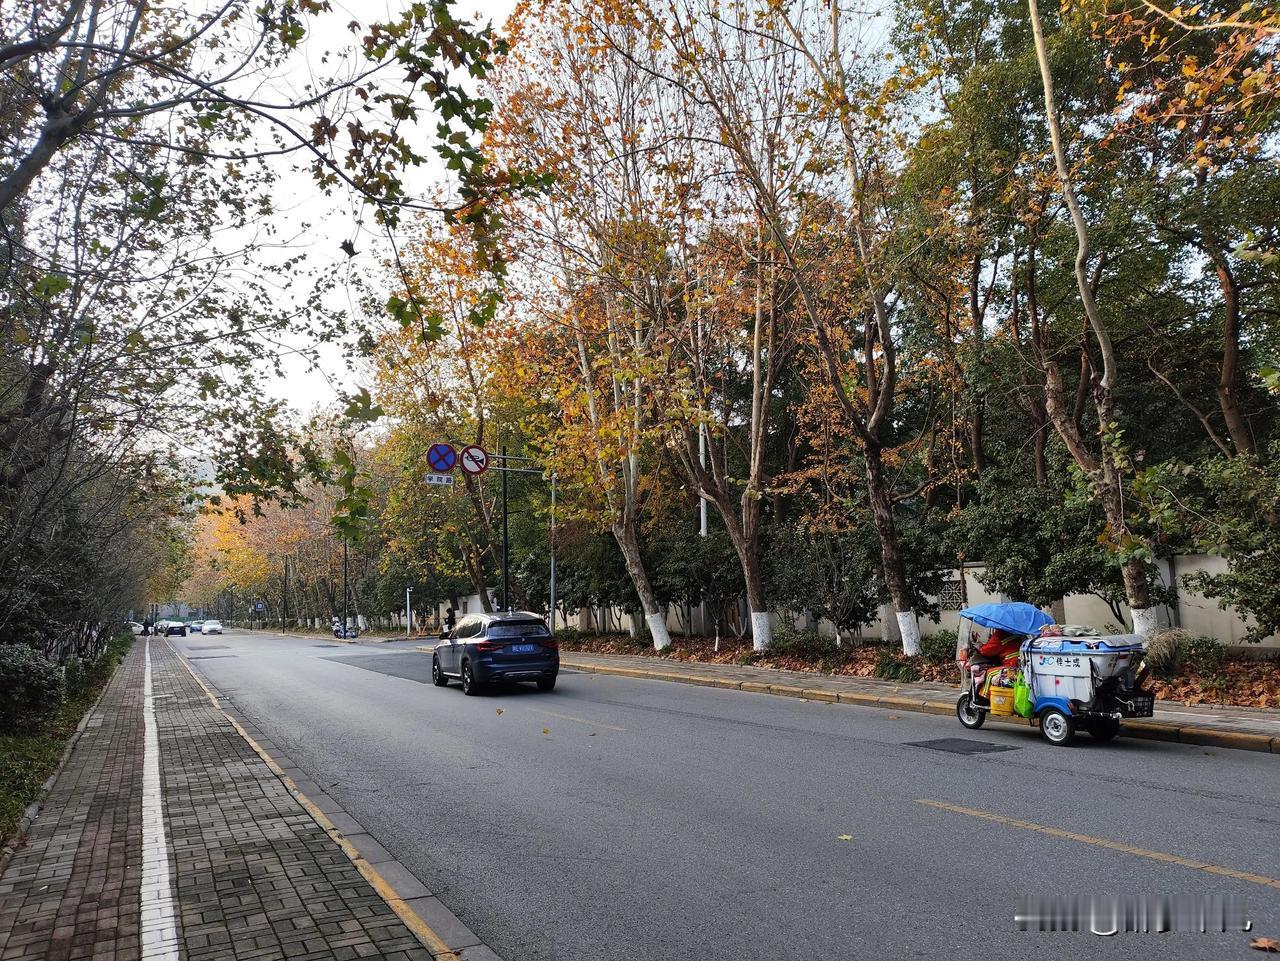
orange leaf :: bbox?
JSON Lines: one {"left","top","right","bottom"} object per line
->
{"left": 1252, "top": 937, "right": 1280, "bottom": 953}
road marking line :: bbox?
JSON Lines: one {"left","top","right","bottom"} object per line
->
{"left": 141, "top": 641, "right": 180, "bottom": 960}
{"left": 917, "top": 799, "right": 1280, "bottom": 888}
{"left": 525, "top": 707, "right": 626, "bottom": 732}
{"left": 173, "top": 645, "right": 465, "bottom": 960}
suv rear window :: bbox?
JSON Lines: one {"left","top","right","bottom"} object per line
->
{"left": 484, "top": 622, "right": 550, "bottom": 638}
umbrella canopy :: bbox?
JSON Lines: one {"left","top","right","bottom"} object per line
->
{"left": 959, "top": 602, "right": 1054, "bottom": 635}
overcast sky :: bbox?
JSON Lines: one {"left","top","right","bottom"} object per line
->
{"left": 262, "top": 0, "right": 517, "bottom": 418}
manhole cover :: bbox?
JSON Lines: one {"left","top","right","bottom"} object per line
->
{"left": 907, "top": 738, "right": 1019, "bottom": 755}
{"left": 190, "top": 645, "right": 229, "bottom": 650}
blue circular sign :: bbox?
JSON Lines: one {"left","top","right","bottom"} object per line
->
{"left": 427, "top": 443, "right": 457, "bottom": 473}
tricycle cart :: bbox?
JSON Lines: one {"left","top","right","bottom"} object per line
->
{"left": 955, "top": 602, "right": 1155, "bottom": 746}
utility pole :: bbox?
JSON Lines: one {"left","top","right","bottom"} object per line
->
{"left": 342, "top": 537, "right": 349, "bottom": 636}
{"left": 282, "top": 555, "right": 289, "bottom": 632}
{"left": 501, "top": 444, "right": 510, "bottom": 612}
{"left": 405, "top": 585, "right": 414, "bottom": 638}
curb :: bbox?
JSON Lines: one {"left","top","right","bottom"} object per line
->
{"left": 175, "top": 644, "right": 502, "bottom": 960}
{"left": 0, "top": 638, "right": 132, "bottom": 878}
{"left": 560, "top": 658, "right": 1279, "bottom": 755}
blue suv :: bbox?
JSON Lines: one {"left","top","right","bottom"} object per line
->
{"left": 432, "top": 611, "right": 559, "bottom": 695}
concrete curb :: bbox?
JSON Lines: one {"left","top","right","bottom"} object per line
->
{"left": 560, "top": 658, "right": 1279, "bottom": 755}
{"left": 0, "top": 638, "right": 132, "bottom": 877}
{"left": 176, "top": 645, "right": 503, "bottom": 960}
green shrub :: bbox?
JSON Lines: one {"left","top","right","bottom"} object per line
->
{"left": 552, "top": 627, "right": 590, "bottom": 645}
{"left": 1184, "top": 634, "right": 1224, "bottom": 675}
{"left": 734, "top": 651, "right": 761, "bottom": 666}
{"left": 1144, "top": 628, "right": 1189, "bottom": 679}
{"left": 873, "top": 650, "right": 922, "bottom": 683}
{"left": 0, "top": 645, "right": 65, "bottom": 735}
{"left": 919, "top": 630, "right": 958, "bottom": 664}
{"left": 768, "top": 623, "right": 841, "bottom": 661}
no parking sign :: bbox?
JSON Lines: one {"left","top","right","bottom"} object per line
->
{"left": 426, "top": 442, "right": 457, "bottom": 473}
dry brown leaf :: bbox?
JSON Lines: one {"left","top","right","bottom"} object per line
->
{"left": 1250, "top": 937, "right": 1280, "bottom": 953}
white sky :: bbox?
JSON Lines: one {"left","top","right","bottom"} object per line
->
{"left": 262, "top": 0, "right": 516, "bottom": 418}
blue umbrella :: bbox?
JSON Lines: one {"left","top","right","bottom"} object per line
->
{"left": 959, "top": 602, "right": 1054, "bottom": 635}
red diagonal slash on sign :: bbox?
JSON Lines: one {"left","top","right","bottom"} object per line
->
{"left": 427, "top": 443, "right": 456, "bottom": 472}
{"left": 460, "top": 445, "right": 489, "bottom": 475}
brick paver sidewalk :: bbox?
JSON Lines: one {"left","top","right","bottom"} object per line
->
{"left": 555, "top": 651, "right": 1280, "bottom": 754}
{"left": 0, "top": 640, "right": 434, "bottom": 961}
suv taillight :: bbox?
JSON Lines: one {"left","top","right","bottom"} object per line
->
{"left": 475, "top": 640, "right": 505, "bottom": 653}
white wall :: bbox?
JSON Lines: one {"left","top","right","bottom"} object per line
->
{"left": 436, "top": 553, "right": 1278, "bottom": 649}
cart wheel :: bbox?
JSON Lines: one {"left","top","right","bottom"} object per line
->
{"left": 956, "top": 693, "right": 986, "bottom": 730}
{"left": 1039, "top": 707, "right": 1075, "bottom": 746}
{"left": 1086, "top": 717, "right": 1121, "bottom": 742}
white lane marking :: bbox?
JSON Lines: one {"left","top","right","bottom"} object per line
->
{"left": 142, "top": 641, "right": 181, "bottom": 959}
{"left": 525, "top": 707, "right": 626, "bottom": 733}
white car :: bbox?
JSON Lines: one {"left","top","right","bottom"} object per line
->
{"left": 201, "top": 619, "right": 223, "bottom": 635}
{"left": 127, "top": 621, "right": 144, "bottom": 635}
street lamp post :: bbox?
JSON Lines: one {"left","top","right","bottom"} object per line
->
{"left": 405, "top": 585, "right": 414, "bottom": 638}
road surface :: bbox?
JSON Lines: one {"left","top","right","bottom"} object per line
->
{"left": 173, "top": 629, "right": 1280, "bottom": 960}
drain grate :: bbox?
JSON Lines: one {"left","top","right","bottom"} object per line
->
{"left": 187, "top": 655, "right": 238, "bottom": 660}
{"left": 190, "top": 645, "right": 229, "bottom": 650}
{"left": 314, "top": 644, "right": 341, "bottom": 648}
{"left": 907, "top": 737, "right": 1019, "bottom": 755}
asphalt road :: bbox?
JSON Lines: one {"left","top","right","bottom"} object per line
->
{"left": 173, "top": 630, "right": 1280, "bottom": 961}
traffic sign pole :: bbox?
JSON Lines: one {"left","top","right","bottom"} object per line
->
{"left": 501, "top": 445, "right": 510, "bottom": 611}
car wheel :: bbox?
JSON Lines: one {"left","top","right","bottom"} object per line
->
{"left": 461, "top": 661, "right": 481, "bottom": 696}
{"left": 536, "top": 676, "right": 556, "bottom": 692}
{"left": 1086, "top": 717, "right": 1121, "bottom": 742}
{"left": 956, "top": 692, "right": 985, "bottom": 729}
{"left": 1039, "top": 707, "right": 1075, "bottom": 746}
{"left": 432, "top": 656, "right": 449, "bottom": 687}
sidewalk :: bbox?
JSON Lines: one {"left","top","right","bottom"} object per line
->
{"left": 0, "top": 640, "right": 474, "bottom": 961}
{"left": 551, "top": 652, "right": 1280, "bottom": 755}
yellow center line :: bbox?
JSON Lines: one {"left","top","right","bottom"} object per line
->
{"left": 526, "top": 707, "right": 627, "bottom": 733}
{"left": 916, "top": 799, "right": 1280, "bottom": 889}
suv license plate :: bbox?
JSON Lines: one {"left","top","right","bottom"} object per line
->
{"left": 512, "top": 643, "right": 538, "bottom": 653}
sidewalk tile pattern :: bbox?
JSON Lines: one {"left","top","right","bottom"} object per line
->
{"left": 0, "top": 641, "right": 435, "bottom": 961}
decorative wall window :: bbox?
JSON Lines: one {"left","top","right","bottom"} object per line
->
{"left": 938, "top": 579, "right": 965, "bottom": 611}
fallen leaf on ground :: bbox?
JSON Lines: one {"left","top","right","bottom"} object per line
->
{"left": 542, "top": 728, "right": 550, "bottom": 735}
{"left": 587, "top": 732, "right": 596, "bottom": 736}
{"left": 837, "top": 834, "right": 853, "bottom": 841}
{"left": 495, "top": 708, "right": 504, "bottom": 716}
{"left": 1251, "top": 937, "right": 1280, "bottom": 952}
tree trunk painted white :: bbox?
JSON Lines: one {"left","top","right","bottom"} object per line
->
{"left": 646, "top": 612, "right": 672, "bottom": 651}
{"left": 751, "top": 611, "right": 773, "bottom": 652}
{"left": 1131, "top": 607, "right": 1159, "bottom": 638}
{"left": 896, "top": 611, "right": 922, "bottom": 657}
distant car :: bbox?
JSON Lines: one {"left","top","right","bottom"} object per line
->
{"left": 165, "top": 623, "right": 187, "bottom": 637}
{"left": 127, "top": 621, "right": 144, "bottom": 635}
{"left": 188, "top": 620, "right": 204, "bottom": 633}
{"left": 202, "top": 619, "right": 223, "bottom": 635}
{"left": 432, "top": 611, "right": 558, "bottom": 695}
